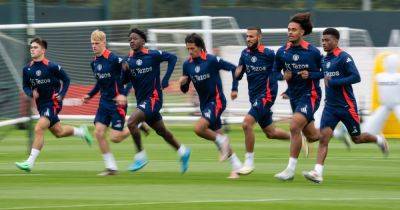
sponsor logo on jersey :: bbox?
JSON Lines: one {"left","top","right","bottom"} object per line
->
{"left": 346, "top": 57, "right": 352, "bottom": 63}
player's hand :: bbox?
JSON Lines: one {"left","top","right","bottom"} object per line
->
{"left": 32, "top": 89, "right": 39, "bottom": 100}
{"left": 82, "top": 94, "right": 91, "bottom": 104}
{"left": 231, "top": 90, "right": 238, "bottom": 100}
{"left": 161, "top": 78, "right": 169, "bottom": 89}
{"left": 54, "top": 93, "right": 63, "bottom": 101}
{"left": 324, "top": 76, "right": 331, "bottom": 87}
{"left": 179, "top": 76, "right": 189, "bottom": 85}
{"left": 114, "top": 94, "right": 127, "bottom": 106}
{"left": 122, "top": 62, "right": 129, "bottom": 71}
{"left": 281, "top": 92, "right": 289, "bottom": 100}
{"left": 298, "top": 70, "right": 309, "bottom": 79}
{"left": 283, "top": 70, "right": 292, "bottom": 81}
{"left": 235, "top": 65, "right": 243, "bottom": 79}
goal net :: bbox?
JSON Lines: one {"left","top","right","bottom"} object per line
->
{"left": 0, "top": 16, "right": 241, "bottom": 127}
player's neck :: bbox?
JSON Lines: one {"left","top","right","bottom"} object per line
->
{"left": 32, "top": 55, "right": 45, "bottom": 62}
{"left": 134, "top": 46, "right": 145, "bottom": 53}
{"left": 291, "top": 38, "right": 303, "bottom": 46}
{"left": 95, "top": 48, "right": 106, "bottom": 57}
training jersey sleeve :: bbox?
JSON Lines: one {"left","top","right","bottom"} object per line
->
{"left": 156, "top": 50, "right": 177, "bottom": 88}
{"left": 216, "top": 56, "right": 238, "bottom": 91}
{"left": 52, "top": 63, "right": 70, "bottom": 98}
{"left": 308, "top": 51, "right": 324, "bottom": 80}
{"left": 273, "top": 48, "right": 285, "bottom": 81}
{"left": 22, "top": 67, "right": 33, "bottom": 97}
{"left": 180, "top": 62, "right": 191, "bottom": 93}
{"left": 328, "top": 54, "right": 361, "bottom": 87}
{"left": 236, "top": 52, "right": 246, "bottom": 81}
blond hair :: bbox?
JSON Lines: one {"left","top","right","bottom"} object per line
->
{"left": 91, "top": 29, "right": 106, "bottom": 42}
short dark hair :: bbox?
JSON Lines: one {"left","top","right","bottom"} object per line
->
{"left": 30, "top": 37, "right": 47, "bottom": 49}
{"left": 323, "top": 27, "right": 340, "bottom": 40}
{"left": 289, "top": 12, "right": 313, "bottom": 36}
{"left": 247, "top": 26, "right": 262, "bottom": 35}
{"left": 185, "top": 33, "right": 206, "bottom": 50}
{"left": 129, "top": 28, "right": 147, "bottom": 42}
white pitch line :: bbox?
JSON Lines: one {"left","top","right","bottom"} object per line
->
{"left": 0, "top": 197, "right": 399, "bottom": 210}
{"left": 0, "top": 174, "right": 43, "bottom": 176}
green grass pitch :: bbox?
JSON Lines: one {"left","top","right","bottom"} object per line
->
{"left": 0, "top": 123, "right": 399, "bottom": 210}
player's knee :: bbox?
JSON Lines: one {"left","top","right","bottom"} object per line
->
{"left": 110, "top": 136, "right": 121, "bottom": 143}
{"left": 53, "top": 131, "right": 63, "bottom": 138}
{"left": 155, "top": 128, "right": 167, "bottom": 137}
{"left": 194, "top": 123, "right": 204, "bottom": 137}
{"left": 265, "top": 130, "right": 276, "bottom": 139}
{"left": 94, "top": 128, "right": 105, "bottom": 139}
{"left": 127, "top": 120, "right": 139, "bottom": 132}
{"left": 351, "top": 136, "right": 362, "bottom": 144}
{"left": 34, "top": 125, "right": 45, "bottom": 134}
{"left": 289, "top": 124, "right": 301, "bottom": 134}
{"left": 242, "top": 121, "right": 252, "bottom": 131}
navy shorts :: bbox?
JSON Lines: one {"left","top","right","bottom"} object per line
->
{"left": 137, "top": 97, "right": 162, "bottom": 126}
{"left": 37, "top": 100, "right": 62, "bottom": 128}
{"left": 94, "top": 101, "right": 127, "bottom": 131}
{"left": 290, "top": 95, "right": 321, "bottom": 123}
{"left": 201, "top": 101, "right": 226, "bottom": 131}
{"left": 320, "top": 105, "right": 361, "bottom": 136}
{"left": 248, "top": 97, "right": 273, "bottom": 129}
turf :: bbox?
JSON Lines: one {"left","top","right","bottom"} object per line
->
{"left": 0, "top": 123, "right": 399, "bottom": 210}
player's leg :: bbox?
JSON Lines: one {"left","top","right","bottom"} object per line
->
{"left": 302, "top": 106, "right": 339, "bottom": 183}
{"left": 109, "top": 107, "right": 130, "bottom": 143}
{"left": 303, "top": 127, "right": 333, "bottom": 184}
{"left": 94, "top": 122, "right": 118, "bottom": 175}
{"left": 127, "top": 109, "right": 146, "bottom": 152}
{"left": 150, "top": 118, "right": 191, "bottom": 173}
{"left": 127, "top": 109, "right": 148, "bottom": 172}
{"left": 16, "top": 117, "right": 50, "bottom": 172}
{"left": 109, "top": 128, "right": 130, "bottom": 143}
{"left": 342, "top": 109, "right": 389, "bottom": 156}
{"left": 274, "top": 112, "right": 308, "bottom": 180}
{"left": 49, "top": 122, "right": 93, "bottom": 146}
{"left": 238, "top": 114, "right": 257, "bottom": 175}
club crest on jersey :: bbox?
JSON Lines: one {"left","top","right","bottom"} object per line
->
{"left": 97, "top": 64, "right": 102, "bottom": 71}
{"left": 292, "top": 54, "right": 300, "bottom": 61}
{"left": 326, "top": 62, "right": 331, "bottom": 69}
{"left": 251, "top": 56, "right": 257, "bottom": 63}
{"left": 136, "top": 59, "right": 143, "bottom": 66}
{"left": 195, "top": 65, "right": 201, "bottom": 73}
{"left": 36, "top": 70, "right": 41, "bottom": 76}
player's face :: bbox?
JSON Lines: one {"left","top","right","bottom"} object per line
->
{"left": 288, "top": 22, "right": 304, "bottom": 42}
{"left": 246, "top": 30, "right": 260, "bottom": 48}
{"left": 322, "top": 34, "right": 338, "bottom": 52}
{"left": 30, "top": 42, "right": 45, "bottom": 59}
{"left": 91, "top": 39, "right": 106, "bottom": 55}
{"left": 129, "top": 33, "right": 144, "bottom": 51}
{"left": 186, "top": 43, "right": 202, "bottom": 58}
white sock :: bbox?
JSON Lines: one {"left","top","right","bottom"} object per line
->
{"left": 134, "top": 150, "right": 147, "bottom": 160}
{"left": 229, "top": 153, "right": 242, "bottom": 171}
{"left": 177, "top": 145, "right": 187, "bottom": 156}
{"left": 102, "top": 152, "right": 118, "bottom": 170}
{"left": 73, "top": 127, "right": 85, "bottom": 138}
{"left": 286, "top": 157, "right": 297, "bottom": 172}
{"left": 244, "top": 152, "right": 254, "bottom": 166}
{"left": 26, "top": 148, "right": 40, "bottom": 166}
{"left": 215, "top": 134, "right": 226, "bottom": 149}
{"left": 376, "top": 135, "right": 383, "bottom": 145}
{"left": 314, "top": 164, "right": 324, "bottom": 176}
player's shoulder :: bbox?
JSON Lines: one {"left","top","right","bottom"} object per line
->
{"left": 276, "top": 45, "right": 286, "bottom": 54}
{"left": 108, "top": 51, "right": 123, "bottom": 63}
{"left": 263, "top": 47, "right": 275, "bottom": 56}
{"left": 46, "top": 60, "right": 63, "bottom": 71}
{"left": 307, "top": 44, "right": 321, "bottom": 53}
